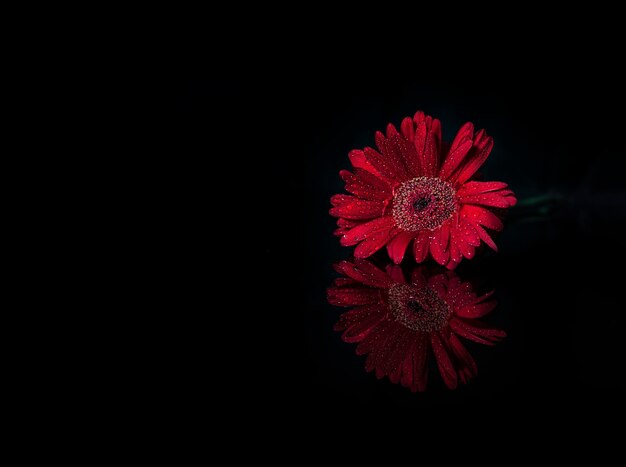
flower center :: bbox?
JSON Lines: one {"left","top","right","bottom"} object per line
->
{"left": 388, "top": 283, "right": 452, "bottom": 332}
{"left": 392, "top": 177, "right": 456, "bottom": 231}
{"left": 413, "top": 197, "right": 430, "bottom": 212}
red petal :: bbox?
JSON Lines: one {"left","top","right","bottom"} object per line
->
{"left": 340, "top": 170, "right": 390, "bottom": 201}
{"left": 431, "top": 332, "right": 458, "bottom": 389}
{"left": 400, "top": 117, "right": 414, "bottom": 142}
{"left": 348, "top": 149, "right": 380, "bottom": 176}
{"left": 391, "top": 133, "right": 420, "bottom": 178}
{"left": 393, "top": 136, "right": 423, "bottom": 179}
{"left": 400, "top": 343, "right": 414, "bottom": 388}
{"left": 422, "top": 119, "right": 440, "bottom": 176}
{"left": 412, "top": 116, "right": 441, "bottom": 177}
{"left": 379, "top": 327, "right": 413, "bottom": 377}
{"left": 449, "top": 229, "right": 463, "bottom": 264}
{"left": 334, "top": 304, "right": 379, "bottom": 331}
{"left": 414, "top": 120, "right": 427, "bottom": 160}
{"left": 454, "top": 134, "right": 494, "bottom": 185}
{"left": 428, "top": 274, "right": 448, "bottom": 298}
{"left": 452, "top": 122, "right": 475, "bottom": 149}
{"left": 462, "top": 319, "right": 506, "bottom": 341}
{"left": 385, "top": 264, "right": 406, "bottom": 284}
{"left": 342, "top": 312, "right": 387, "bottom": 343}
{"left": 389, "top": 364, "right": 402, "bottom": 384}
{"left": 373, "top": 126, "right": 412, "bottom": 180}
{"left": 457, "top": 181, "right": 509, "bottom": 196}
{"left": 333, "top": 277, "right": 357, "bottom": 287}
{"left": 445, "top": 274, "right": 464, "bottom": 297}
{"left": 462, "top": 205, "right": 504, "bottom": 231}
{"left": 336, "top": 218, "right": 360, "bottom": 228}
{"left": 355, "top": 168, "right": 392, "bottom": 193}
{"left": 335, "top": 218, "right": 361, "bottom": 236}
{"left": 474, "top": 224, "right": 498, "bottom": 251}
{"left": 453, "top": 289, "right": 495, "bottom": 314}
{"left": 327, "top": 287, "right": 381, "bottom": 307}
{"left": 459, "top": 191, "right": 517, "bottom": 208}
{"left": 411, "top": 333, "right": 429, "bottom": 392}
{"left": 389, "top": 332, "right": 416, "bottom": 381}
{"left": 410, "top": 267, "right": 428, "bottom": 288}
{"left": 439, "top": 122, "right": 474, "bottom": 179}
{"left": 439, "top": 138, "right": 473, "bottom": 181}
{"left": 329, "top": 197, "right": 384, "bottom": 220}
{"left": 375, "top": 130, "right": 386, "bottom": 153}
{"left": 460, "top": 221, "right": 481, "bottom": 247}
{"left": 413, "top": 110, "right": 425, "bottom": 123}
{"left": 429, "top": 228, "right": 450, "bottom": 266}
{"left": 449, "top": 334, "right": 477, "bottom": 381}
{"left": 353, "top": 259, "right": 394, "bottom": 283}
{"left": 330, "top": 194, "right": 350, "bottom": 206}
{"left": 363, "top": 147, "right": 402, "bottom": 184}
{"left": 456, "top": 300, "right": 497, "bottom": 319}
{"left": 450, "top": 321, "right": 497, "bottom": 345}
{"left": 386, "top": 123, "right": 400, "bottom": 138}
{"left": 365, "top": 322, "right": 398, "bottom": 372}
{"left": 449, "top": 318, "right": 506, "bottom": 345}
{"left": 386, "top": 231, "right": 415, "bottom": 264}
{"left": 440, "top": 221, "right": 451, "bottom": 246}
{"left": 340, "top": 217, "right": 395, "bottom": 246}
{"left": 412, "top": 231, "right": 431, "bottom": 263}
{"left": 474, "top": 290, "right": 495, "bottom": 302}
{"left": 354, "top": 228, "right": 399, "bottom": 258}
{"left": 334, "top": 259, "right": 393, "bottom": 288}
{"left": 355, "top": 321, "right": 388, "bottom": 356}
{"left": 455, "top": 234, "right": 475, "bottom": 260}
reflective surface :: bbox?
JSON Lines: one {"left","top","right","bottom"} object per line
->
{"left": 178, "top": 69, "right": 626, "bottom": 410}
{"left": 328, "top": 259, "right": 505, "bottom": 391}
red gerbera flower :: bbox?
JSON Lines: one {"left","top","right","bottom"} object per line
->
{"left": 327, "top": 258, "right": 505, "bottom": 391}
{"left": 330, "top": 111, "right": 516, "bottom": 268}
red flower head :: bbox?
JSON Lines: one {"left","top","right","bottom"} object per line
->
{"left": 327, "top": 258, "right": 505, "bottom": 391}
{"left": 330, "top": 111, "right": 516, "bottom": 268}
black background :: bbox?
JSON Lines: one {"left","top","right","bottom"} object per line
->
{"left": 176, "top": 45, "right": 625, "bottom": 412}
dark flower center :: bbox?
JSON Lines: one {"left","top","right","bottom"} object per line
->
{"left": 388, "top": 283, "right": 452, "bottom": 332}
{"left": 407, "top": 300, "right": 424, "bottom": 314}
{"left": 412, "top": 197, "right": 431, "bottom": 212}
{"left": 392, "top": 177, "right": 457, "bottom": 232}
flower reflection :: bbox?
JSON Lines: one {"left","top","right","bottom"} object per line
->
{"left": 327, "top": 259, "right": 505, "bottom": 391}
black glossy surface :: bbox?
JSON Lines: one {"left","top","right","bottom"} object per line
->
{"left": 177, "top": 60, "right": 626, "bottom": 411}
